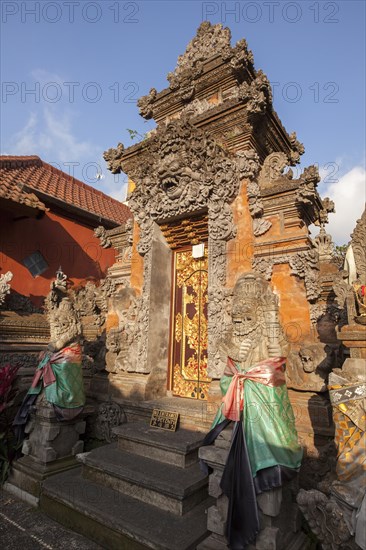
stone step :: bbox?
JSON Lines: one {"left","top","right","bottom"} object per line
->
{"left": 41, "top": 468, "right": 212, "bottom": 550}
{"left": 114, "top": 421, "right": 206, "bottom": 468}
{"left": 77, "top": 443, "right": 208, "bottom": 516}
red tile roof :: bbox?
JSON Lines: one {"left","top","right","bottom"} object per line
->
{"left": 0, "top": 157, "right": 47, "bottom": 212}
{"left": 0, "top": 156, "right": 131, "bottom": 226}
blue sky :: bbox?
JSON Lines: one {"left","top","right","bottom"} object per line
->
{"left": 1, "top": 0, "right": 365, "bottom": 243}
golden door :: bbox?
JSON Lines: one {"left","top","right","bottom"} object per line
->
{"left": 170, "top": 247, "right": 210, "bottom": 400}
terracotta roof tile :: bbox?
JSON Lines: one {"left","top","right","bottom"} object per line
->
{"left": 0, "top": 155, "right": 131, "bottom": 226}
{"left": 0, "top": 156, "right": 47, "bottom": 212}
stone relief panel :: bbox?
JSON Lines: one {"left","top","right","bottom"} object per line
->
{"left": 95, "top": 401, "right": 126, "bottom": 443}
{"left": 286, "top": 342, "right": 338, "bottom": 392}
{"left": 106, "top": 118, "right": 250, "bottom": 256}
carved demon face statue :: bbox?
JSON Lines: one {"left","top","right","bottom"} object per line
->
{"left": 157, "top": 152, "right": 203, "bottom": 202}
{"left": 231, "top": 301, "right": 260, "bottom": 337}
{"left": 158, "top": 156, "right": 185, "bottom": 199}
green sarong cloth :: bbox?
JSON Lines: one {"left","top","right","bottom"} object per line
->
{"left": 28, "top": 343, "right": 85, "bottom": 409}
{"left": 212, "top": 364, "right": 303, "bottom": 477}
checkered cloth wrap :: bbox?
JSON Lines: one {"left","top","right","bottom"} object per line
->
{"left": 329, "top": 383, "right": 366, "bottom": 482}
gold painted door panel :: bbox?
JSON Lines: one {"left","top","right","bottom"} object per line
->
{"left": 170, "top": 248, "right": 210, "bottom": 400}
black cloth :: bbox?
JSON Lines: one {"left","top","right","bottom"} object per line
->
{"left": 220, "top": 421, "right": 260, "bottom": 549}
{"left": 200, "top": 418, "right": 300, "bottom": 549}
{"left": 12, "top": 393, "right": 38, "bottom": 443}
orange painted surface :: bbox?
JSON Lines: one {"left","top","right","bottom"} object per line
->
{"left": 130, "top": 221, "right": 144, "bottom": 294}
{"left": 271, "top": 263, "right": 312, "bottom": 345}
{"left": 106, "top": 312, "right": 119, "bottom": 331}
{"left": 227, "top": 181, "right": 254, "bottom": 287}
{"left": 0, "top": 210, "right": 115, "bottom": 307}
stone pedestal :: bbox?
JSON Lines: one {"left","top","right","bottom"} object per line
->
{"left": 6, "top": 399, "right": 94, "bottom": 504}
{"left": 337, "top": 323, "right": 366, "bottom": 359}
{"left": 198, "top": 425, "right": 309, "bottom": 549}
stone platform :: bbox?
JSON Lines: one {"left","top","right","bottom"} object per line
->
{"left": 41, "top": 421, "right": 212, "bottom": 549}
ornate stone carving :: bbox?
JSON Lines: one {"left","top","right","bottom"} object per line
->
{"left": 105, "top": 119, "right": 243, "bottom": 256}
{"left": 0, "top": 352, "right": 38, "bottom": 370}
{"left": 207, "top": 235, "right": 233, "bottom": 378}
{"left": 258, "top": 152, "right": 289, "bottom": 187}
{"left": 237, "top": 70, "right": 272, "bottom": 115}
{"left": 243, "top": 154, "right": 273, "bottom": 237}
{"left": 298, "top": 357, "right": 366, "bottom": 550}
{"left": 252, "top": 218, "right": 272, "bottom": 236}
{"left": 137, "top": 87, "right": 157, "bottom": 119}
{"left": 314, "top": 226, "right": 334, "bottom": 262}
{"left": 286, "top": 342, "right": 335, "bottom": 392}
{"left": 44, "top": 270, "right": 81, "bottom": 351}
{"left": 289, "top": 250, "right": 321, "bottom": 302}
{"left": 214, "top": 272, "right": 283, "bottom": 378}
{"left": 106, "top": 328, "right": 122, "bottom": 354}
{"left": 247, "top": 181, "right": 264, "bottom": 218}
{"left": 95, "top": 402, "right": 126, "bottom": 443}
{"left": 111, "top": 259, "right": 151, "bottom": 375}
{"left": 253, "top": 250, "right": 321, "bottom": 302}
{"left": 94, "top": 226, "right": 112, "bottom": 248}
{"left": 288, "top": 131, "right": 305, "bottom": 165}
{"left": 332, "top": 208, "right": 366, "bottom": 325}
{"left": 165, "top": 22, "right": 253, "bottom": 103}
{"left": 350, "top": 208, "right": 366, "bottom": 285}
{"left": 296, "top": 164, "right": 321, "bottom": 206}
{"left": 0, "top": 271, "right": 13, "bottom": 306}
{"left": 72, "top": 281, "right": 106, "bottom": 328}
{"left": 180, "top": 97, "right": 216, "bottom": 119}
{"left": 297, "top": 489, "right": 357, "bottom": 549}
{"left": 103, "top": 142, "right": 125, "bottom": 174}
{"left": 320, "top": 197, "right": 336, "bottom": 225}
{"left": 82, "top": 337, "right": 106, "bottom": 374}
{"left": 236, "top": 150, "right": 260, "bottom": 181}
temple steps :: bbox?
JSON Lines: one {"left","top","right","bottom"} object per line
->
{"left": 79, "top": 443, "right": 208, "bottom": 516}
{"left": 114, "top": 421, "right": 206, "bottom": 468}
{"left": 40, "top": 421, "right": 211, "bottom": 549}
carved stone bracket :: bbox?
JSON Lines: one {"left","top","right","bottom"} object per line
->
{"left": 258, "top": 152, "right": 289, "bottom": 188}
{"left": 236, "top": 70, "right": 272, "bottom": 115}
{"left": 94, "top": 226, "right": 112, "bottom": 248}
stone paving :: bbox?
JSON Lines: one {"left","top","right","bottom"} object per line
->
{"left": 0, "top": 489, "right": 103, "bottom": 550}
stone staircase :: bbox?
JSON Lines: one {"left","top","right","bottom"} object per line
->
{"left": 40, "top": 421, "right": 212, "bottom": 550}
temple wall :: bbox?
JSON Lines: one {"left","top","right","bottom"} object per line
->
{"left": 0, "top": 209, "right": 116, "bottom": 307}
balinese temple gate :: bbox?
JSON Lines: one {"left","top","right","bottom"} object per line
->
{"left": 6, "top": 22, "right": 365, "bottom": 550}
{"left": 102, "top": 21, "right": 335, "bottom": 422}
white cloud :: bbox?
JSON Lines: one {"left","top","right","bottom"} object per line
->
{"left": 9, "top": 108, "right": 100, "bottom": 163}
{"left": 319, "top": 166, "right": 366, "bottom": 245}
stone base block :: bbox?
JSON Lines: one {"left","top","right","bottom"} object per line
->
{"left": 7, "top": 454, "right": 81, "bottom": 501}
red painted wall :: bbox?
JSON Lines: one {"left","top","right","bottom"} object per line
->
{"left": 0, "top": 208, "right": 116, "bottom": 307}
